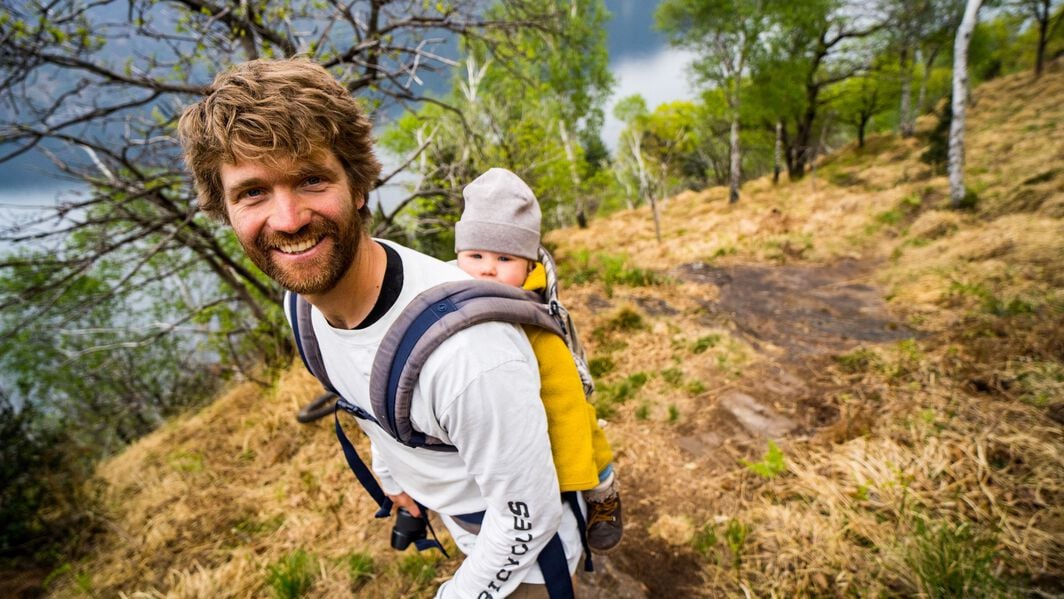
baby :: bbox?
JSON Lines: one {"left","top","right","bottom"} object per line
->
{"left": 454, "top": 167, "right": 623, "bottom": 553}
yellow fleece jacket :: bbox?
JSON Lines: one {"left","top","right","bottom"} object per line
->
{"left": 523, "top": 263, "right": 614, "bottom": 492}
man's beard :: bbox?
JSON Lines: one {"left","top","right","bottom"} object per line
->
{"left": 246, "top": 208, "right": 362, "bottom": 295}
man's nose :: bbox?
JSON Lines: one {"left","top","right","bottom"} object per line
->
{"left": 269, "top": 188, "right": 310, "bottom": 233}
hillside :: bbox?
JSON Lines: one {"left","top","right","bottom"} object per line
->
{"left": 41, "top": 62, "right": 1063, "bottom": 597}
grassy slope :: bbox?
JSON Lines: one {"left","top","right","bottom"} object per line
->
{"left": 48, "top": 62, "right": 1063, "bottom": 597}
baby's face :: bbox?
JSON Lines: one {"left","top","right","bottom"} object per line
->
{"left": 457, "top": 250, "right": 530, "bottom": 287}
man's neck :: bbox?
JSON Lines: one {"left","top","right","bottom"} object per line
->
{"left": 304, "top": 236, "right": 387, "bottom": 329}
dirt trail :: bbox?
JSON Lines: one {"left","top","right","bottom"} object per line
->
{"left": 580, "top": 260, "right": 919, "bottom": 597}
{"left": 676, "top": 259, "right": 916, "bottom": 358}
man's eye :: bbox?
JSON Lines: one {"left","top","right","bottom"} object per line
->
{"left": 304, "top": 175, "right": 324, "bottom": 186}
{"left": 241, "top": 188, "right": 264, "bottom": 199}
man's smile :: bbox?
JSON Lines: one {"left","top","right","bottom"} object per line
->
{"left": 273, "top": 235, "right": 324, "bottom": 255}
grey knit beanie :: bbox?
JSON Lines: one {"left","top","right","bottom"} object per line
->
{"left": 455, "top": 168, "right": 541, "bottom": 261}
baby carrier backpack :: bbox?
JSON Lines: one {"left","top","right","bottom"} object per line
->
{"left": 287, "top": 246, "right": 594, "bottom": 598}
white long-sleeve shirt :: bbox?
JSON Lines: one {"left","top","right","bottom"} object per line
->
{"left": 301, "top": 240, "right": 583, "bottom": 598}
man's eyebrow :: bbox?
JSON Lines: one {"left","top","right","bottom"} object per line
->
{"left": 292, "top": 162, "right": 341, "bottom": 179}
{"left": 224, "top": 177, "right": 266, "bottom": 200}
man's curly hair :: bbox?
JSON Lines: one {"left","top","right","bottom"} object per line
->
{"left": 178, "top": 58, "right": 381, "bottom": 223}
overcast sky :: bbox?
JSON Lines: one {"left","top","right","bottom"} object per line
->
{"left": 0, "top": 0, "right": 695, "bottom": 211}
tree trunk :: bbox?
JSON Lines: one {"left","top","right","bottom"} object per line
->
{"left": 728, "top": 112, "right": 741, "bottom": 203}
{"left": 557, "top": 119, "right": 587, "bottom": 227}
{"left": 899, "top": 46, "right": 914, "bottom": 137}
{"left": 791, "top": 90, "right": 819, "bottom": 179}
{"left": 810, "top": 114, "right": 833, "bottom": 192}
{"left": 629, "top": 133, "right": 661, "bottom": 242}
{"left": 858, "top": 114, "right": 869, "bottom": 148}
{"left": 917, "top": 45, "right": 941, "bottom": 115}
{"left": 773, "top": 120, "right": 783, "bottom": 184}
{"left": 950, "top": 0, "right": 983, "bottom": 208}
{"left": 1035, "top": 0, "right": 1049, "bottom": 79}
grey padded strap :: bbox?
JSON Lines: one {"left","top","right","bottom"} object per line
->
{"left": 294, "top": 293, "right": 336, "bottom": 393}
{"left": 369, "top": 280, "right": 564, "bottom": 447}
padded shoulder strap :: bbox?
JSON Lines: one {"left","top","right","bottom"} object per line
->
{"left": 286, "top": 291, "right": 337, "bottom": 393}
{"left": 369, "top": 280, "right": 564, "bottom": 450}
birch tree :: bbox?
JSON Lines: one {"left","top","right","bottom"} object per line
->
{"left": 950, "top": 0, "right": 983, "bottom": 208}
{"left": 657, "top": 0, "right": 772, "bottom": 203}
{"left": 613, "top": 95, "right": 662, "bottom": 242}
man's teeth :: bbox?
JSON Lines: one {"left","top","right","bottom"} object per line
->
{"left": 277, "top": 238, "right": 319, "bottom": 254}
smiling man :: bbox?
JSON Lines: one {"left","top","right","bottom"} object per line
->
{"left": 177, "top": 59, "right": 584, "bottom": 598}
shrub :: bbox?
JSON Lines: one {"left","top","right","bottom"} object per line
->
{"left": 724, "top": 519, "right": 749, "bottom": 572}
{"left": 398, "top": 553, "right": 437, "bottom": 588}
{"left": 559, "top": 251, "right": 663, "bottom": 296}
{"left": 691, "top": 335, "right": 721, "bottom": 354}
{"left": 661, "top": 367, "right": 684, "bottom": 386}
{"left": 902, "top": 519, "right": 1004, "bottom": 598}
{"left": 591, "top": 307, "right": 646, "bottom": 349}
{"left": 634, "top": 403, "right": 650, "bottom": 420}
{"left": 741, "top": 440, "right": 787, "bottom": 479}
{"left": 921, "top": 102, "right": 951, "bottom": 170}
{"left": 347, "top": 552, "right": 375, "bottom": 589}
{"left": 594, "top": 372, "right": 650, "bottom": 420}
{"left": 835, "top": 347, "right": 879, "bottom": 374}
{"left": 692, "top": 523, "right": 718, "bottom": 559}
{"left": 266, "top": 549, "right": 315, "bottom": 599}
{"left": 588, "top": 357, "right": 615, "bottom": 378}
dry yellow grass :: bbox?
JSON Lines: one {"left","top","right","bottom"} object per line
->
{"left": 47, "top": 60, "right": 1064, "bottom": 597}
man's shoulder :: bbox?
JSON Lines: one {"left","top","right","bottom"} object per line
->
{"left": 424, "top": 320, "right": 534, "bottom": 382}
{"left": 377, "top": 238, "right": 469, "bottom": 289}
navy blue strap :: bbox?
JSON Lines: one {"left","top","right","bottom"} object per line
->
{"left": 333, "top": 408, "right": 392, "bottom": 518}
{"left": 563, "top": 492, "right": 593, "bottom": 573}
{"left": 537, "top": 534, "right": 575, "bottom": 599}
{"left": 412, "top": 503, "right": 451, "bottom": 559}
{"left": 332, "top": 406, "right": 452, "bottom": 558}
{"left": 385, "top": 297, "right": 458, "bottom": 435}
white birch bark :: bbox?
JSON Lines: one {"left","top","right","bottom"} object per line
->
{"left": 629, "top": 132, "right": 662, "bottom": 242}
{"left": 557, "top": 119, "right": 585, "bottom": 225}
{"left": 729, "top": 111, "right": 741, "bottom": 203}
{"left": 949, "top": 0, "right": 982, "bottom": 208}
{"left": 899, "top": 47, "right": 915, "bottom": 137}
{"left": 774, "top": 120, "right": 783, "bottom": 184}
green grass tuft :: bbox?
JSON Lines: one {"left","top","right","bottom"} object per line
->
{"left": 347, "top": 552, "right": 375, "bottom": 589}
{"left": 902, "top": 518, "right": 1005, "bottom": 598}
{"left": 266, "top": 549, "right": 315, "bottom": 599}
{"left": 742, "top": 440, "right": 787, "bottom": 479}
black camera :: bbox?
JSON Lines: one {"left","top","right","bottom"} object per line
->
{"left": 390, "top": 507, "right": 427, "bottom": 551}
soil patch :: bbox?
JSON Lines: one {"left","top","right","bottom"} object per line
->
{"left": 675, "top": 260, "right": 916, "bottom": 358}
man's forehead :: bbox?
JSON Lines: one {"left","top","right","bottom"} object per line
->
{"left": 229, "top": 150, "right": 340, "bottom": 172}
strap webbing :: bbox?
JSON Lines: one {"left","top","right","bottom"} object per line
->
{"left": 563, "top": 492, "right": 594, "bottom": 573}
{"left": 334, "top": 407, "right": 452, "bottom": 558}
{"left": 333, "top": 408, "right": 392, "bottom": 518}
{"left": 537, "top": 534, "right": 575, "bottom": 599}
